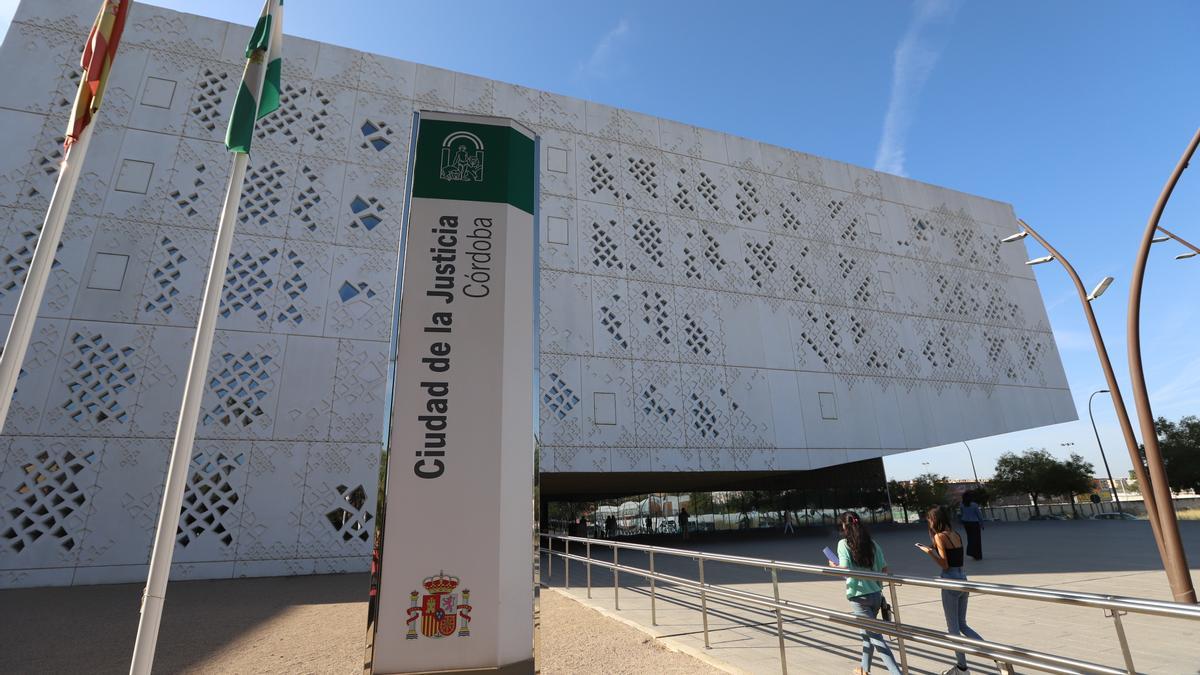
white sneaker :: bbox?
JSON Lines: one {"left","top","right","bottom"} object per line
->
{"left": 940, "top": 668, "right": 969, "bottom": 675}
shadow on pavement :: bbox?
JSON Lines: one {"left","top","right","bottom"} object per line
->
{"left": 0, "top": 573, "right": 367, "bottom": 674}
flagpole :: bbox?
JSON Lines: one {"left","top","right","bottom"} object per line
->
{"left": 0, "top": 123, "right": 95, "bottom": 432}
{"left": 129, "top": 151, "right": 249, "bottom": 675}
{"left": 131, "top": 1, "right": 277, "bottom": 668}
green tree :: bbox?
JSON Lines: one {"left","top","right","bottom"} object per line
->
{"left": 688, "top": 491, "right": 715, "bottom": 516}
{"left": 1127, "top": 470, "right": 1141, "bottom": 494}
{"left": 991, "top": 449, "right": 1095, "bottom": 516}
{"left": 1051, "top": 453, "right": 1097, "bottom": 517}
{"left": 909, "top": 472, "right": 950, "bottom": 510}
{"left": 888, "top": 479, "right": 913, "bottom": 522}
{"left": 1138, "top": 416, "right": 1200, "bottom": 493}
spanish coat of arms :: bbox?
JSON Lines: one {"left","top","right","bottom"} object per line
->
{"left": 406, "top": 571, "right": 472, "bottom": 639}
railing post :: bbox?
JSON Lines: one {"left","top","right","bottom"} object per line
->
{"left": 547, "top": 536, "right": 552, "bottom": 581}
{"left": 1106, "top": 603, "right": 1137, "bottom": 674}
{"left": 649, "top": 550, "right": 657, "bottom": 626}
{"left": 886, "top": 582, "right": 909, "bottom": 675}
{"left": 613, "top": 546, "right": 620, "bottom": 610}
{"left": 699, "top": 558, "right": 710, "bottom": 648}
{"left": 586, "top": 540, "right": 592, "bottom": 599}
{"left": 564, "top": 538, "right": 570, "bottom": 589}
{"left": 771, "top": 568, "right": 787, "bottom": 674}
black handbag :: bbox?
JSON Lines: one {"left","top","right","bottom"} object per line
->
{"left": 880, "top": 598, "right": 893, "bottom": 622}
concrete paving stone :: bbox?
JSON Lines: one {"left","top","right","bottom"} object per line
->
{"left": 542, "top": 520, "right": 1200, "bottom": 674}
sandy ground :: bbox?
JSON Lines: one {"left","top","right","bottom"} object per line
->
{"left": 0, "top": 574, "right": 722, "bottom": 674}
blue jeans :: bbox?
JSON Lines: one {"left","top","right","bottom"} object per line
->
{"left": 941, "top": 567, "right": 984, "bottom": 668}
{"left": 848, "top": 591, "right": 902, "bottom": 675}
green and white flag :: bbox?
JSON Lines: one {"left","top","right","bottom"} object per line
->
{"left": 225, "top": 0, "right": 282, "bottom": 153}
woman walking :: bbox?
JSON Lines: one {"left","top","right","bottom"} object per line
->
{"left": 917, "top": 505, "right": 985, "bottom": 675}
{"left": 829, "top": 511, "right": 902, "bottom": 675}
{"left": 960, "top": 491, "right": 984, "bottom": 560}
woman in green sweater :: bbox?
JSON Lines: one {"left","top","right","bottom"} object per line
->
{"left": 829, "top": 511, "right": 902, "bottom": 675}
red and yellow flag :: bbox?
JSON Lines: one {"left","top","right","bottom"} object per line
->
{"left": 65, "top": 0, "right": 130, "bottom": 149}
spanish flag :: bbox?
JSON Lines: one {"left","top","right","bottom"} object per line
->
{"left": 65, "top": 0, "right": 130, "bottom": 149}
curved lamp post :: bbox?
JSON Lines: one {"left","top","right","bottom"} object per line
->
{"left": 1002, "top": 220, "right": 1167, "bottom": 567}
{"left": 1126, "top": 127, "right": 1200, "bottom": 604}
{"left": 1088, "top": 389, "right": 1121, "bottom": 514}
{"left": 962, "top": 441, "right": 980, "bottom": 485}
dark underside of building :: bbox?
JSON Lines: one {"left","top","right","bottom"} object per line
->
{"left": 539, "top": 458, "right": 886, "bottom": 503}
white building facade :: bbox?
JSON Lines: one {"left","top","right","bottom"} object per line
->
{"left": 0, "top": 1, "right": 1072, "bottom": 587}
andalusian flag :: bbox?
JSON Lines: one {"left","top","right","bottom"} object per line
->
{"left": 66, "top": 0, "right": 130, "bottom": 149}
{"left": 225, "top": 0, "right": 283, "bottom": 154}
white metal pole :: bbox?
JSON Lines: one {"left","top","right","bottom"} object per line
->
{"left": 129, "top": 152, "right": 249, "bottom": 675}
{"left": 0, "top": 124, "right": 95, "bottom": 431}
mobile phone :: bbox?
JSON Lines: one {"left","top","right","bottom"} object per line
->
{"left": 822, "top": 546, "right": 839, "bottom": 564}
{"left": 914, "top": 543, "right": 926, "bottom": 549}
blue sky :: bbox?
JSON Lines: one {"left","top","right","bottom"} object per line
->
{"left": 3, "top": 1, "right": 1198, "bottom": 481}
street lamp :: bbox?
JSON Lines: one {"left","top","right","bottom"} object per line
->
{"left": 962, "top": 441, "right": 980, "bottom": 485}
{"left": 1087, "top": 276, "right": 1114, "bottom": 302}
{"left": 1003, "top": 219, "right": 1168, "bottom": 564}
{"left": 1088, "top": 389, "right": 1122, "bottom": 514}
{"left": 1126, "top": 126, "right": 1200, "bottom": 603}
{"left": 1151, "top": 225, "right": 1200, "bottom": 260}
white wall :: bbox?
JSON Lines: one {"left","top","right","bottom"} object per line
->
{"left": 0, "top": 0, "right": 1072, "bottom": 587}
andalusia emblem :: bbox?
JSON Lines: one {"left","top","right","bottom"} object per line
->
{"left": 406, "top": 571, "right": 472, "bottom": 639}
{"left": 439, "top": 131, "right": 485, "bottom": 182}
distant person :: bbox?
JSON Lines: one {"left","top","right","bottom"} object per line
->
{"left": 578, "top": 516, "right": 588, "bottom": 538}
{"left": 829, "top": 511, "right": 902, "bottom": 675}
{"left": 605, "top": 515, "right": 616, "bottom": 538}
{"left": 960, "top": 491, "right": 984, "bottom": 560}
{"left": 678, "top": 508, "right": 690, "bottom": 541}
{"left": 918, "top": 506, "right": 985, "bottom": 675}
{"left": 783, "top": 510, "right": 795, "bottom": 534}
{"left": 645, "top": 516, "right": 653, "bottom": 534}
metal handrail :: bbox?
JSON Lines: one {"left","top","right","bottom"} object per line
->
{"left": 540, "top": 533, "right": 1200, "bottom": 674}
{"left": 551, "top": 549, "right": 1121, "bottom": 675}
{"left": 543, "top": 533, "right": 1200, "bottom": 620}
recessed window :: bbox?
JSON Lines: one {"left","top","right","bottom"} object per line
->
{"left": 141, "top": 77, "right": 177, "bottom": 109}
{"left": 594, "top": 392, "right": 617, "bottom": 425}
{"left": 87, "top": 253, "right": 129, "bottom": 291}
{"left": 547, "top": 216, "right": 569, "bottom": 245}
{"left": 878, "top": 270, "right": 895, "bottom": 294}
{"left": 818, "top": 391, "right": 838, "bottom": 420}
{"left": 866, "top": 212, "right": 883, "bottom": 236}
{"left": 547, "top": 146, "right": 568, "bottom": 173}
{"left": 114, "top": 159, "right": 154, "bottom": 194}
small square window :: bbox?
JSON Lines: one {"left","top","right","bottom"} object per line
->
{"left": 547, "top": 146, "right": 568, "bottom": 173}
{"left": 87, "top": 253, "right": 129, "bottom": 291}
{"left": 547, "top": 216, "right": 569, "bottom": 245}
{"left": 878, "top": 270, "right": 894, "bottom": 294}
{"left": 114, "top": 159, "right": 154, "bottom": 194}
{"left": 818, "top": 391, "right": 838, "bottom": 420}
{"left": 140, "top": 77, "right": 177, "bottom": 109}
{"left": 866, "top": 212, "right": 883, "bottom": 236}
{"left": 594, "top": 392, "right": 617, "bottom": 425}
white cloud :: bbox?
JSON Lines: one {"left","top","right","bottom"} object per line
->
{"left": 873, "top": 0, "right": 961, "bottom": 176}
{"left": 573, "top": 18, "right": 631, "bottom": 84}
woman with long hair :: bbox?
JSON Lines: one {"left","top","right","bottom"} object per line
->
{"left": 829, "top": 511, "right": 901, "bottom": 675}
{"left": 917, "top": 505, "right": 985, "bottom": 675}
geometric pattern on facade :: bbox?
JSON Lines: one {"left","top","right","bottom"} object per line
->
{"left": 0, "top": 0, "right": 1072, "bottom": 587}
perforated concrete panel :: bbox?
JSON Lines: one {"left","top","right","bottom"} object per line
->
{"left": 0, "top": 0, "right": 1073, "bottom": 587}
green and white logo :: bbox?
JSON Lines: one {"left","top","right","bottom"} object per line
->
{"left": 439, "top": 131, "right": 485, "bottom": 182}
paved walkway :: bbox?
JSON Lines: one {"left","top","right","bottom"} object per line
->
{"left": 0, "top": 575, "right": 721, "bottom": 674}
{"left": 542, "top": 520, "right": 1200, "bottom": 674}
